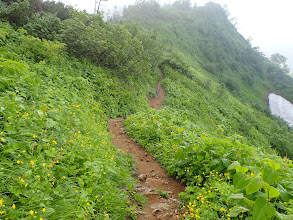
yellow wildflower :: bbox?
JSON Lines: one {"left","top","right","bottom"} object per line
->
{"left": 0, "top": 138, "right": 4, "bottom": 142}
{"left": 220, "top": 208, "right": 226, "bottom": 212}
{"left": 42, "top": 208, "right": 46, "bottom": 212}
{"left": 12, "top": 204, "right": 15, "bottom": 209}
{"left": 30, "top": 161, "right": 34, "bottom": 165}
{"left": 29, "top": 210, "right": 34, "bottom": 215}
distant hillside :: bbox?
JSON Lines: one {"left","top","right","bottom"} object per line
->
{"left": 123, "top": 1, "right": 293, "bottom": 105}
{"left": 122, "top": 1, "right": 293, "bottom": 219}
{"left": 122, "top": 1, "right": 293, "bottom": 157}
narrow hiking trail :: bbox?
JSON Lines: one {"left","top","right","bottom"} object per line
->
{"left": 109, "top": 70, "right": 185, "bottom": 219}
{"left": 149, "top": 70, "right": 166, "bottom": 109}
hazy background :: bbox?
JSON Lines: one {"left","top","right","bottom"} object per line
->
{"left": 58, "top": 0, "right": 293, "bottom": 72}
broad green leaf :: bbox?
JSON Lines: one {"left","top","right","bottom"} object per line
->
{"left": 229, "top": 193, "right": 244, "bottom": 199}
{"left": 228, "top": 161, "right": 241, "bottom": 170}
{"left": 268, "top": 160, "right": 280, "bottom": 171}
{"left": 210, "top": 159, "right": 220, "bottom": 166}
{"left": 228, "top": 206, "right": 249, "bottom": 217}
{"left": 175, "top": 148, "right": 183, "bottom": 160}
{"left": 282, "top": 214, "right": 293, "bottom": 220}
{"left": 37, "top": 110, "right": 44, "bottom": 118}
{"left": 106, "top": 165, "right": 118, "bottom": 175}
{"left": 41, "top": 105, "right": 47, "bottom": 114}
{"left": 236, "top": 166, "right": 248, "bottom": 173}
{"left": 275, "top": 211, "right": 286, "bottom": 219}
{"left": 264, "top": 182, "right": 280, "bottom": 199}
{"left": 45, "top": 149, "right": 55, "bottom": 157}
{"left": 277, "top": 184, "right": 293, "bottom": 201}
{"left": 47, "top": 118, "right": 57, "bottom": 128}
{"left": 222, "top": 158, "right": 230, "bottom": 166}
{"left": 3, "top": 148, "right": 15, "bottom": 154}
{"left": 246, "top": 176, "right": 264, "bottom": 195}
{"left": 233, "top": 172, "right": 250, "bottom": 190}
{"left": 262, "top": 166, "right": 280, "bottom": 184}
{"left": 253, "top": 196, "right": 276, "bottom": 220}
{"left": 244, "top": 198, "right": 255, "bottom": 207}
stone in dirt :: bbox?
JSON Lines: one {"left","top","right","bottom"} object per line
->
{"left": 139, "top": 174, "right": 147, "bottom": 182}
{"left": 151, "top": 203, "right": 170, "bottom": 215}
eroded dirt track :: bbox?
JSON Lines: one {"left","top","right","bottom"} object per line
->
{"left": 109, "top": 69, "right": 185, "bottom": 219}
{"left": 148, "top": 69, "right": 166, "bottom": 109}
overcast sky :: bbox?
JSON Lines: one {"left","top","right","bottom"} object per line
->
{"left": 58, "top": 0, "right": 293, "bottom": 71}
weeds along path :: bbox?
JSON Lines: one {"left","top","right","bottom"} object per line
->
{"left": 109, "top": 70, "right": 185, "bottom": 219}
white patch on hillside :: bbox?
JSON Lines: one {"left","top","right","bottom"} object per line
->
{"left": 269, "top": 93, "right": 293, "bottom": 127}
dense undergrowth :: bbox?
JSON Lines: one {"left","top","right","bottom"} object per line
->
{"left": 123, "top": 1, "right": 293, "bottom": 219}
{"left": 125, "top": 108, "right": 293, "bottom": 219}
{"left": 0, "top": 18, "right": 154, "bottom": 219}
{"left": 2, "top": 0, "right": 293, "bottom": 219}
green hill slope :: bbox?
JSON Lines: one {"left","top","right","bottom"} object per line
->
{"left": 122, "top": 1, "right": 293, "bottom": 157}
{"left": 122, "top": 1, "right": 293, "bottom": 219}
{"left": 1, "top": 0, "right": 293, "bottom": 219}
{"left": 0, "top": 12, "right": 154, "bottom": 218}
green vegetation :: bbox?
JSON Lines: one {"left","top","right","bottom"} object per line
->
{"left": 0, "top": 2, "right": 158, "bottom": 218}
{"left": 157, "top": 188, "right": 168, "bottom": 199}
{"left": 123, "top": 0, "right": 293, "bottom": 219}
{"left": 125, "top": 108, "right": 293, "bottom": 219}
{"left": 1, "top": 0, "right": 293, "bottom": 219}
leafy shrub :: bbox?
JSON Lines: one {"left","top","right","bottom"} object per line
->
{"left": 160, "top": 52, "right": 190, "bottom": 78}
{"left": 19, "top": 35, "right": 66, "bottom": 63}
{"left": 57, "top": 11, "right": 152, "bottom": 77}
{"left": 222, "top": 78, "right": 240, "bottom": 94}
{"left": 40, "top": 0, "right": 69, "bottom": 20}
{"left": 0, "top": 0, "right": 34, "bottom": 26}
{"left": 24, "top": 12, "right": 61, "bottom": 41}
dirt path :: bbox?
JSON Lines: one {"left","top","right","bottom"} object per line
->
{"left": 109, "top": 69, "right": 185, "bottom": 219}
{"left": 149, "top": 69, "right": 166, "bottom": 109}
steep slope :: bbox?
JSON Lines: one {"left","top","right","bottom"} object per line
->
{"left": 122, "top": 1, "right": 293, "bottom": 158}
{"left": 122, "top": 1, "right": 293, "bottom": 219}
{"left": 0, "top": 20, "right": 155, "bottom": 219}
{"left": 2, "top": 0, "right": 293, "bottom": 219}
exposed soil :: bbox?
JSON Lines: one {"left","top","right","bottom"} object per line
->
{"left": 148, "top": 69, "right": 166, "bottom": 109}
{"left": 109, "top": 69, "right": 185, "bottom": 219}
{"left": 109, "top": 119, "right": 184, "bottom": 219}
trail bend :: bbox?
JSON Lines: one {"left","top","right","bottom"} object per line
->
{"left": 109, "top": 69, "right": 185, "bottom": 219}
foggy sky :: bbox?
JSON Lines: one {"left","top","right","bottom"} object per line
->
{"left": 58, "top": 0, "right": 293, "bottom": 71}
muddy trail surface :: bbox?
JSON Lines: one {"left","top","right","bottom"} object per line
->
{"left": 109, "top": 70, "right": 185, "bottom": 219}
{"left": 149, "top": 69, "right": 166, "bottom": 109}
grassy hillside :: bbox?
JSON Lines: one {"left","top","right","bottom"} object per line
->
{"left": 1, "top": 0, "right": 293, "bottom": 219}
{"left": 122, "top": 1, "right": 293, "bottom": 158}
{"left": 0, "top": 5, "right": 158, "bottom": 218}
{"left": 122, "top": 1, "right": 293, "bottom": 219}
